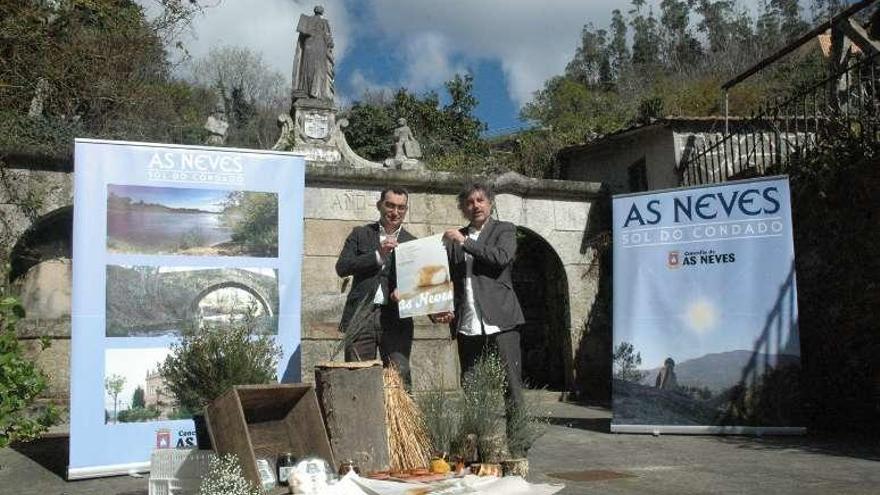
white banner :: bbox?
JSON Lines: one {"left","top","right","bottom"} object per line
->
{"left": 70, "top": 139, "right": 306, "bottom": 477}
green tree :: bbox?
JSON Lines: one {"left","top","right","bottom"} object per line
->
{"left": 223, "top": 191, "right": 278, "bottom": 257}
{"left": 104, "top": 373, "right": 126, "bottom": 423}
{"left": 609, "top": 9, "right": 630, "bottom": 81}
{"left": 771, "top": 0, "right": 809, "bottom": 42}
{"left": 0, "top": 297, "right": 58, "bottom": 447}
{"left": 613, "top": 342, "right": 646, "bottom": 383}
{"left": 660, "top": 0, "right": 703, "bottom": 72}
{"left": 342, "top": 74, "right": 488, "bottom": 171}
{"left": 630, "top": 0, "right": 662, "bottom": 67}
{"left": 522, "top": 76, "right": 631, "bottom": 141}
{"left": 565, "top": 24, "right": 612, "bottom": 86}
{"left": 188, "top": 45, "right": 290, "bottom": 148}
{"left": 342, "top": 95, "right": 395, "bottom": 161}
{"left": 0, "top": 0, "right": 213, "bottom": 153}
{"left": 132, "top": 385, "right": 145, "bottom": 409}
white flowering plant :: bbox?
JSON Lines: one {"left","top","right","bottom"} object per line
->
{"left": 199, "top": 453, "right": 263, "bottom": 495}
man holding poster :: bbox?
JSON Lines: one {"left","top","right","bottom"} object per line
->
{"left": 336, "top": 187, "right": 416, "bottom": 387}
{"left": 436, "top": 182, "right": 525, "bottom": 410}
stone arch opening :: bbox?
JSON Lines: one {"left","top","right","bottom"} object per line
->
{"left": 9, "top": 206, "right": 72, "bottom": 282}
{"left": 513, "top": 226, "right": 570, "bottom": 390}
{"left": 9, "top": 206, "right": 73, "bottom": 319}
{"left": 190, "top": 281, "right": 274, "bottom": 331}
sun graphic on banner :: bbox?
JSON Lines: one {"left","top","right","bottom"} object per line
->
{"left": 685, "top": 298, "right": 719, "bottom": 335}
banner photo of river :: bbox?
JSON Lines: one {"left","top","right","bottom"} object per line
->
{"left": 107, "top": 184, "right": 278, "bottom": 257}
{"left": 70, "top": 139, "right": 305, "bottom": 479}
{"left": 611, "top": 176, "right": 803, "bottom": 434}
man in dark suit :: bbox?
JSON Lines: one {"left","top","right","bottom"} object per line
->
{"left": 436, "top": 182, "right": 526, "bottom": 409}
{"left": 335, "top": 187, "right": 416, "bottom": 387}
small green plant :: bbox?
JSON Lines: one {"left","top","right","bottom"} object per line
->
{"left": 417, "top": 379, "right": 462, "bottom": 456}
{"left": 505, "top": 393, "right": 549, "bottom": 458}
{"left": 0, "top": 296, "right": 58, "bottom": 447}
{"left": 199, "top": 453, "right": 263, "bottom": 495}
{"left": 459, "top": 353, "right": 507, "bottom": 460}
{"left": 159, "top": 316, "right": 280, "bottom": 413}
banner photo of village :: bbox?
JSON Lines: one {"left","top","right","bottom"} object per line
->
{"left": 107, "top": 184, "right": 278, "bottom": 257}
{"left": 611, "top": 177, "right": 803, "bottom": 429}
{"left": 104, "top": 348, "right": 179, "bottom": 424}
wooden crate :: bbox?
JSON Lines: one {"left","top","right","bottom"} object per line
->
{"left": 205, "top": 384, "right": 334, "bottom": 494}
{"left": 314, "top": 360, "right": 390, "bottom": 473}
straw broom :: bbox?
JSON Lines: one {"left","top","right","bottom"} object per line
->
{"left": 384, "top": 366, "right": 431, "bottom": 471}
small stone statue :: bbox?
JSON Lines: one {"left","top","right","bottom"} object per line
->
{"left": 272, "top": 113, "right": 295, "bottom": 151}
{"left": 28, "top": 78, "right": 49, "bottom": 119}
{"left": 203, "top": 104, "right": 229, "bottom": 146}
{"left": 393, "top": 118, "right": 422, "bottom": 160}
{"left": 655, "top": 357, "right": 678, "bottom": 390}
{"left": 292, "top": 5, "right": 334, "bottom": 102}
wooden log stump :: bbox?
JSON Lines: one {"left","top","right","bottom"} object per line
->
{"left": 314, "top": 360, "right": 390, "bottom": 473}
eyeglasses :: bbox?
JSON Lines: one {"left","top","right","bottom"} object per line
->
{"left": 383, "top": 201, "right": 408, "bottom": 212}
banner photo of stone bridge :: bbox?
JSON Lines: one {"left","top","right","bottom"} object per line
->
{"left": 611, "top": 176, "right": 804, "bottom": 435}
{"left": 69, "top": 139, "right": 305, "bottom": 478}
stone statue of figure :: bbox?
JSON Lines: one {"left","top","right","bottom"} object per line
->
{"left": 393, "top": 118, "right": 422, "bottom": 160}
{"left": 203, "top": 102, "right": 229, "bottom": 146}
{"left": 292, "top": 5, "right": 334, "bottom": 101}
{"left": 655, "top": 357, "right": 678, "bottom": 390}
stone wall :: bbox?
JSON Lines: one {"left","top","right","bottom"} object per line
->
{"left": 300, "top": 167, "right": 605, "bottom": 393}
{"left": 2, "top": 155, "right": 605, "bottom": 415}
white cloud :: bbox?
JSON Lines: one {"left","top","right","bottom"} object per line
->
{"left": 367, "top": 0, "right": 617, "bottom": 107}
{"left": 347, "top": 69, "right": 394, "bottom": 101}
{"left": 401, "top": 32, "right": 467, "bottom": 91}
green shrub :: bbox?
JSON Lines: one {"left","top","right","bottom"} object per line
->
{"left": 117, "top": 406, "right": 161, "bottom": 423}
{"left": 0, "top": 296, "right": 58, "bottom": 447}
{"left": 159, "top": 318, "right": 280, "bottom": 412}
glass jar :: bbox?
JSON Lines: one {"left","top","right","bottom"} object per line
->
{"left": 277, "top": 452, "right": 296, "bottom": 486}
{"left": 337, "top": 459, "right": 360, "bottom": 476}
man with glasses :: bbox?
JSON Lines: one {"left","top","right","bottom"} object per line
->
{"left": 335, "top": 187, "right": 416, "bottom": 387}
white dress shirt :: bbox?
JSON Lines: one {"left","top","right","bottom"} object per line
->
{"left": 373, "top": 224, "right": 401, "bottom": 305}
{"left": 457, "top": 225, "right": 501, "bottom": 336}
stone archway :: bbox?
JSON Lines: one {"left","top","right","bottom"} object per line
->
{"left": 190, "top": 281, "right": 274, "bottom": 324}
{"left": 513, "top": 227, "right": 570, "bottom": 390}
{"left": 9, "top": 206, "right": 73, "bottom": 319}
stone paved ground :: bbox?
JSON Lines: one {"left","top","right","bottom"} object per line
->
{"left": 2, "top": 391, "right": 878, "bottom": 494}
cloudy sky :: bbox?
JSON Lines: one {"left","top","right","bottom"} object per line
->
{"left": 161, "top": 0, "right": 769, "bottom": 132}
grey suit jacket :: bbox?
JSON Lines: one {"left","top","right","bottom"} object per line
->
{"left": 335, "top": 222, "right": 415, "bottom": 332}
{"left": 448, "top": 218, "right": 525, "bottom": 333}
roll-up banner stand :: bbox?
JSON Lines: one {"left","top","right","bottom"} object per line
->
{"left": 70, "top": 139, "right": 305, "bottom": 478}
{"left": 611, "top": 176, "right": 805, "bottom": 435}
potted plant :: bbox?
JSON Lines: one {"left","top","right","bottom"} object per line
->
{"left": 159, "top": 315, "right": 280, "bottom": 449}
{"left": 500, "top": 394, "right": 547, "bottom": 477}
{"left": 419, "top": 352, "right": 547, "bottom": 477}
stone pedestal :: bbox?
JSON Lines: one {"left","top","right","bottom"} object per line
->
{"left": 289, "top": 98, "right": 342, "bottom": 164}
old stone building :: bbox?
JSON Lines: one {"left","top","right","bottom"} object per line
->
{"left": 557, "top": 117, "right": 776, "bottom": 193}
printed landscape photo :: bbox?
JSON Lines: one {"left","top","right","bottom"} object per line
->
{"left": 104, "top": 348, "right": 188, "bottom": 424}
{"left": 105, "top": 265, "right": 279, "bottom": 337}
{"left": 106, "top": 184, "right": 278, "bottom": 257}
{"left": 613, "top": 343, "right": 802, "bottom": 427}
